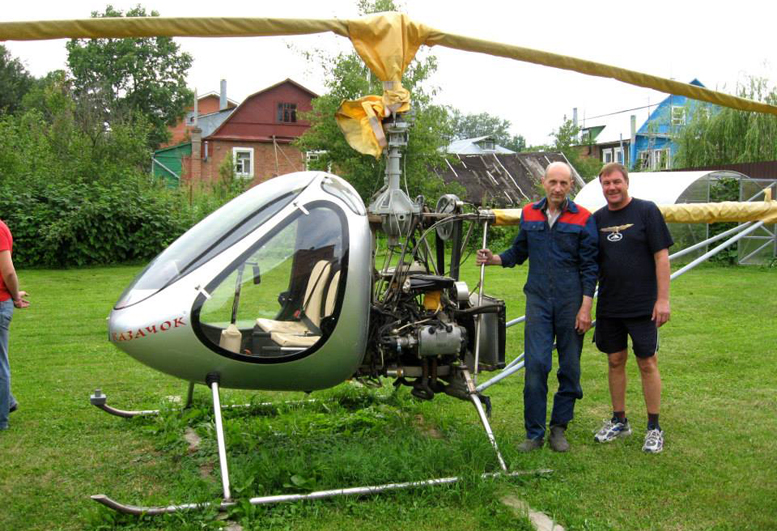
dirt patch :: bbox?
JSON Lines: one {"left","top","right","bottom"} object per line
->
{"left": 199, "top": 461, "right": 214, "bottom": 480}
{"left": 413, "top": 414, "right": 444, "bottom": 439}
{"left": 183, "top": 427, "right": 201, "bottom": 453}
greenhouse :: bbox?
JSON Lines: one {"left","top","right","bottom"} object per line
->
{"left": 574, "top": 171, "right": 777, "bottom": 265}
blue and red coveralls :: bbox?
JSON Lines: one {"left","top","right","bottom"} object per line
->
{"left": 499, "top": 198, "right": 598, "bottom": 441}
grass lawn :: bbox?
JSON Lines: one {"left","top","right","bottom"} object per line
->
{"left": 0, "top": 262, "right": 775, "bottom": 530}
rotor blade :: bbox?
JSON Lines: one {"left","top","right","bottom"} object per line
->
{"left": 1, "top": 14, "right": 775, "bottom": 117}
{"left": 0, "top": 17, "right": 348, "bottom": 40}
{"left": 425, "top": 30, "right": 777, "bottom": 117}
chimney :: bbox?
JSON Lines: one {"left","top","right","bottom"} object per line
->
{"left": 193, "top": 88, "right": 199, "bottom": 127}
{"left": 220, "top": 79, "right": 227, "bottom": 111}
{"left": 630, "top": 115, "right": 637, "bottom": 144}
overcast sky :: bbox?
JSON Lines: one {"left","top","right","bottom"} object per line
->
{"left": 4, "top": 0, "right": 777, "bottom": 146}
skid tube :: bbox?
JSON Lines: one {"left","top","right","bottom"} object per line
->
{"left": 89, "top": 387, "right": 320, "bottom": 418}
{"left": 91, "top": 469, "right": 551, "bottom": 516}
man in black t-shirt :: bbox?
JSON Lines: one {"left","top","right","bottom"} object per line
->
{"left": 592, "top": 163, "right": 673, "bottom": 453}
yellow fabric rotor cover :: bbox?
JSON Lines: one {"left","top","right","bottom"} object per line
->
{"left": 4, "top": 13, "right": 777, "bottom": 157}
{"left": 335, "top": 96, "right": 388, "bottom": 159}
{"left": 336, "top": 13, "right": 431, "bottom": 158}
{"left": 490, "top": 209, "right": 523, "bottom": 226}
{"left": 659, "top": 201, "right": 777, "bottom": 224}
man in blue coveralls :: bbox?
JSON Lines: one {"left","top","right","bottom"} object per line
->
{"left": 477, "top": 162, "right": 598, "bottom": 452}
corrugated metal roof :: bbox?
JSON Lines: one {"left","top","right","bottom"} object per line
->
{"left": 447, "top": 136, "right": 516, "bottom": 155}
{"left": 435, "top": 152, "right": 580, "bottom": 207}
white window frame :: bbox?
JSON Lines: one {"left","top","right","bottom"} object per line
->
{"left": 602, "top": 148, "right": 613, "bottom": 164}
{"left": 649, "top": 148, "right": 670, "bottom": 170}
{"left": 671, "top": 105, "right": 686, "bottom": 126}
{"left": 232, "top": 147, "right": 254, "bottom": 179}
{"left": 614, "top": 146, "right": 624, "bottom": 164}
{"left": 638, "top": 150, "right": 650, "bottom": 169}
{"left": 305, "top": 150, "right": 328, "bottom": 171}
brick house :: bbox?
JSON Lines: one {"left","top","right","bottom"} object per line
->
{"left": 164, "top": 80, "right": 239, "bottom": 148}
{"left": 155, "top": 79, "right": 317, "bottom": 186}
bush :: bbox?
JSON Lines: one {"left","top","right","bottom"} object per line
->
{"left": 0, "top": 178, "right": 194, "bottom": 268}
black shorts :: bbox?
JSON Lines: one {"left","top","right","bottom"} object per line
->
{"left": 594, "top": 316, "right": 658, "bottom": 358}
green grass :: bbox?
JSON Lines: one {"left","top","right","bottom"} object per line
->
{"left": 0, "top": 263, "right": 775, "bottom": 530}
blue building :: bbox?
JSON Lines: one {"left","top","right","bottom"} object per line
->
{"left": 631, "top": 79, "right": 710, "bottom": 170}
{"left": 578, "top": 79, "right": 713, "bottom": 171}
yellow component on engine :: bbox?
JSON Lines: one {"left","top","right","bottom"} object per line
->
{"left": 423, "top": 290, "right": 442, "bottom": 312}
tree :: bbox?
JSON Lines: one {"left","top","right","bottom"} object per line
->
{"left": 547, "top": 118, "right": 602, "bottom": 181}
{"left": 66, "top": 5, "right": 193, "bottom": 148}
{"left": 0, "top": 45, "right": 35, "bottom": 115}
{"left": 674, "top": 76, "right": 777, "bottom": 167}
{"left": 447, "top": 109, "right": 526, "bottom": 152}
{"left": 295, "top": 0, "right": 459, "bottom": 203}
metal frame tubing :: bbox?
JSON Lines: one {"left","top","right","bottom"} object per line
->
{"left": 208, "top": 376, "right": 232, "bottom": 501}
{"left": 670, "top": 221, "right": 764, "bottom": 280}
{"left": 91, "top": 469, "right": 551, "bottom": 515}
{"left": 503, "top": 353, "right": 525, "bottom": 371}
{"left": 668, "top": 221, "right": 753, "bottom": 261}
{"left": 476, "top": 359, "right": 525, "bottom": 394}
{"left": 462, "top": 369, "right": 508, "bottom": 472}
{"left": 473, "top": 221, "right": 489, "bottom": 381}
{"left": 184, "top": 381, "right": 196, "bottom": 408}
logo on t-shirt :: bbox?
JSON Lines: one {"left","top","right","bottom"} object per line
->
{"left": 600, "top": 223, "right": 633, "bottom": 242}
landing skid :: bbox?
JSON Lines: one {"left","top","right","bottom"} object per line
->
{"left": 90, "top": 369, "right": 548, "bottom": 515}
{"left": 91, "top": 469, "right": 551, "bottom": 515}
{"left": 90, "top": 382, "right": 197, "bottom": 418}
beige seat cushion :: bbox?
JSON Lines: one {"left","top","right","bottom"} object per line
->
{"left": 256, "top": 260, "right": 332, "bottom": 334}
{"left": 255, "top": 318, "right": 307, "bottom": 335}
{"left": 270, "top": 332, "right": 320, "bottom": 347}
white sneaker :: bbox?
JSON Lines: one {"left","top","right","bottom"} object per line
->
{"left": 594, "top": 419, "right": 632, "bottom": 443}
{"left": 642, "top": 429, "right": 664, "bottom": 453}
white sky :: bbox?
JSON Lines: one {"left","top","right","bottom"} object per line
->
{"left": 4, "top": 0, "right": 777, "bottom": 146}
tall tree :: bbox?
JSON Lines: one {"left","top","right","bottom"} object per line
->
{"left": 295, "top": 0, "right": 458, "bottom": 203}
{"left": 674, "top": 77, "right": 777, "bottom": 167}
{"left": 66, "top": 5, "right": 193, "bottom": 148}
{"left": 447, "top": 109, "right": 526, "bottom": 152}
{"left": 549, "top": 118, "right": 602, "bottom": 181}
{"left": 0, "top": 45, "right": 35, "bottom": 115}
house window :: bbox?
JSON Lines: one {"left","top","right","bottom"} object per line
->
{"left": 305, "top": 150, "right": 328, "bottom": 171}
{"left": 614, "top": 147, "right": 624, "bottom": 164}
{"left": 233, "top": 147, "right": 254, "bottom": 178}
{"left": 642, "top": 148, "right": 670, "bottom": 170}
{"left": 671, "top": 106, "right": 686, "bottom": 126}
{"left": 478, "top": 139, "right": 495, "bottom": 151}
{"left": 602, "top": 148, "right": 613, "bottom": 164}
{"left": 277, "top": 103, "right": 297, "bottom": 123}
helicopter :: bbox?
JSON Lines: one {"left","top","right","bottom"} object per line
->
{"left": 3, "top": 11, "right": 777, "bottom": 516}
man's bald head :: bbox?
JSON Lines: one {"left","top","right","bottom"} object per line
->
{"left": 544, "top": 161, "right": 573, "bottom": 181}
{"left": 542, "top": 162, "right": 573, "bottom": 210}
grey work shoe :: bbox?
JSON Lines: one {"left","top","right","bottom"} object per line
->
{"left": 549, "top": 426, "right": 570, "bottom": 452}
{"left": 517, "top": 438, "right": 544, "bottom": 452}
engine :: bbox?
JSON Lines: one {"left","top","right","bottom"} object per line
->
{"left": 359, "top": 265, "right": 506, "bottom": 401}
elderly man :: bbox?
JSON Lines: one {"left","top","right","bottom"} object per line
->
{"left": 593, "top": 163, "right": 672, "bottom": 453}
{"left": 477, "top": 162, "right": 598, "bottom": 452}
